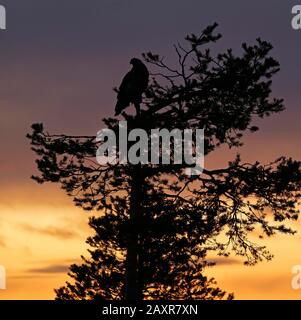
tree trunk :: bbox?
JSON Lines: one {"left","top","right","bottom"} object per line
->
{"left": 125, "top": 164, "right": 143, "bottom": 300}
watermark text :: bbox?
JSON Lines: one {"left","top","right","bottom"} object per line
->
{"left": 292, "top": 5, "right": 301, "bottom": 30}
{"left": 96, "top": 121, "right": 204, "bottom": 176}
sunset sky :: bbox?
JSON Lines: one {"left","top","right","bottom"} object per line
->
{"left": 1, "top": 0, "right": 301, "bottom": 299}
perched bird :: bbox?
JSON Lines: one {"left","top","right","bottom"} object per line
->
{"left": 115, "top": 58, "right": 149, "bottom": 116}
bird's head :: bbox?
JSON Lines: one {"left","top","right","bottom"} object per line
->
{"left": 130, "top": 58, "right": 143, "bottom": 66}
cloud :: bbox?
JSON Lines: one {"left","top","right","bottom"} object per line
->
{"left": 20, "top": 223, "right": 79, "bottom": 240}
{"left": 0, "top": 236, "right": 5, "bottom": 247}
{"left": 21, "top": 259, "right": 82, "bottom": 277}
{"left": 10, "top": 274, "right": 58, "bottom": 279}
{"left": 208, "top": 257, "right": 241, "bottom": 266}
{"left": 0, "top": 220, "right": 6, "bottom": 247}
{"left": 27, "top": 264, "right": 69, "bottom": 274}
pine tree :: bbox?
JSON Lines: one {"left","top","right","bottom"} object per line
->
{"left": 28, "top": 24, "right": 301, "bottom": 300}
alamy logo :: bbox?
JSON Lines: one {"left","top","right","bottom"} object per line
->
{"left": 96, "top": 121, "right": 204, "bottom": 176}
{"left": 0, "top": 5, "right": 6, "bottom": 30}
{"left": 292, "top": 265, "right": 301, "bottom": 289}
{"left": 292, "top": 5, "right": 301, "bottom": 30}
{"left": 0, "top": 265, "right": 5, "bottom": 289}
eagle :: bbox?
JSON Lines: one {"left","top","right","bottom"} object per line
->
{"left": 115, "top": 58, "right": 149, "bottom": 116}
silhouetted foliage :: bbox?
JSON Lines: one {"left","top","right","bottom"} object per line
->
{"left": 54, "top": 213, "right": 232, "bottom": 300}
{"left": 27, "top": 23, "right": 301, "bottom": 300}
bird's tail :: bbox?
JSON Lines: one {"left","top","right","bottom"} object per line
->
{"left": 115, "top": 100, "right": 129, "bottom": 116}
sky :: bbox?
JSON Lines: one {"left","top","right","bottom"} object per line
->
{"left": 0, "top": 0, "right": 301, "bottom": 299}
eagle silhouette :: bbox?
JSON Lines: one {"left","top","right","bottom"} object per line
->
{"left": 115, "top": 58, "right": 149, "bottom": 116}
